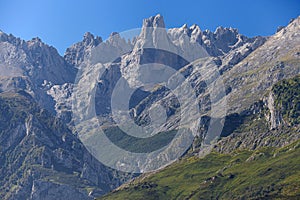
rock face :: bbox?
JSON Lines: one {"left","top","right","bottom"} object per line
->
{"left": 0, "top": 31, "right": 77, "bottom": 112}
{"left": 213, "top": 75, "right": 300, "bottom": 154}
{"left": 264, "top": 91, "right": 284, "bottom": 129}
{"left": 47, "top": 83, "right": 73, "bottom": 122}
{"left": 0, "top": 32, "right": 76, "bottom": 85}
{"left": 64, "top": 32, "right": 102, "bottom": 67}
{"left": 30, "top": 180, "right": 92, "bottom": 200}
{"left": 0, "top": 92, "right": 129, "bottom": 200}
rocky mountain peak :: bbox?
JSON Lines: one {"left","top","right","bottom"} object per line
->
{"left": 168, "top": 24, "right": 202, "bottom": 41}
{"left": 29, "top": 37, "right": 42, "bottom": 43}
{"left": 214, "top": 26, "right": 238, "bottom": 35}
{"left": 83, "top": 32, "right": 94, "bottom": 44}
{"left": 0, "top": 31, "right": 75, "bottom": 87}
{"left": 0, "top": 30, "right": 8, "bottom": 41}
{"left": 134, "top": 14, "right": 177, "bottom": 52}
{"left": 213, "top": 26, "right": 241, "bottom": 47}
{"left": 190, "top": 24, "right": 201, "bottom": 34}
{"left": 142, "top": 14, "right": 165, "bottom": 28}
{"left": 288, "top": 16, "right": 299, "bottom": 25}
{"left": 83, "top": 32, "right": 102, "bottom": 46}
{"left": 280, "top": 16, "right": 300, "bottom": 34}
{"left": 26, "top": 37, "right": 44, "bottom": 48}
{"left": 181, "top": 24, "right": 189, "bottom": 32}
{"left": 179, "top": 24, "right": 191, "bottom": 35}
{"left": 190, "top": 24, "right": 200, "bottom": 30}
{"left": 108, "top": 32, "right": 122, "bottom": 43}
{"left": 64, "top": 32, "right": 102, "bottom": 66}
{"left": 0, "top": 31, "right": 24, "bottom": 46}
{"left": 83, "top": 31, "right": 93, "bottom": 39}
{"left": 110, "top": 32, "right": 119, "bottom": 37}
{"left": 271, "top": 16, "right": 300, "bottom": 41}
{"left": 190, "top": 25, "right": 202, "bottom": 43}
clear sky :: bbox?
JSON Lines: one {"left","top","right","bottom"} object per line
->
{"left": 0, "top": 0, "right": 299, "bottom": 55}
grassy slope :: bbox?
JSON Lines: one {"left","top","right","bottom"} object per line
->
{"left": 100, "top": 140, "right": 300, "bottom": 200}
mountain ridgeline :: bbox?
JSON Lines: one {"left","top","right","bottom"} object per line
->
{"left": 0, "top": 14, "right": 299, "bottom": 199}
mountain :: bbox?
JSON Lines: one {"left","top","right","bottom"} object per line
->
{"left": 0, "top": 91, "right": 135, "bottom": 200}
{"left": 70, "top": 14, "right": 299, "bottom": 174}
{"left": 0, "top": 31, "right": 77, "bottom": 113}
{"left": 99, "top": 74, "right": 300, "bottom": 200}
{"left": 95, "top": 15, "right": 299, "bottom": 199}
{"left": 0, "top": 14, "right": 299, "bottom": 199}
{"left": 0, "top": 32, "right": 133, "bottom": 199}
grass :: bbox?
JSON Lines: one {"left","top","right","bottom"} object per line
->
{"left": 103, "top": 126, "right": 181, "bottom": 153}
{"left": 99, "top": 140, "right": 300, "bottom": 200}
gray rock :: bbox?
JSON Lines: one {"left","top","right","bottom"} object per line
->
{"left": 264, "top": 92, "right": 284, "bottom": 129}
{"left": 0, "top": 31, "right": 77, "bottom": 114}
{"left": 64, "top": 32, "right": 102, "bottom": 67}
{"left": 30, "top": 180, "right": 92, "bottom": 200}
{"left": 0, "top": 93, "right": 130, "bottom": 200}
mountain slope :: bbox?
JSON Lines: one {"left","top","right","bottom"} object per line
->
{"left": 0, "top": 91, "right": 131, "bottom": 200}
{"left": 99, "top": 75, "right": 300, "bottom": 200}
{"left": 69, "top": 14, "right": 271, "bottom": 173}
{"left": 0, "top": 31, "right": 77, "bottom": 114}
{"left": 100, "top": 142, "right": 300, "bottom": 200}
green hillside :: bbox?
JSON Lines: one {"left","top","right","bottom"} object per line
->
{"left": 100, "top": 141, "right": 300, "bottom": 200}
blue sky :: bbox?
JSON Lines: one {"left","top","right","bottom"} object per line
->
{"left": 0, "top": 0, "right": 299, "bottom": 55}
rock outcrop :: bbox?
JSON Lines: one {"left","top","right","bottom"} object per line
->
{"left": 64, "top": 32, "right": 102, "bottom": 67}
{"left": 30, "top": 180, "right": 92, "bottom": 200}
{"left": 264, "top": 91, "right": 284, "bottom": 129}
